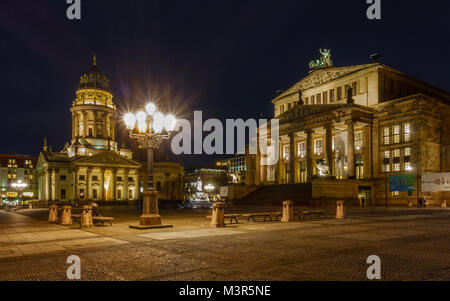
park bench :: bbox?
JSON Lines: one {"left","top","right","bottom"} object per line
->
{"left": 298, "top": 210, "right": 327, "bottom": 220}
{"left": 242, "top": 212, "right": 282, "bottom": 222}
{"left": 206, "top": 214, "right": 242, "bottom": 224}
{"left": 71, "top": 213, "right": 114, "bottom": 226}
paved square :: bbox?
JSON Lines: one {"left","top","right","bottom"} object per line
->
{"left": 0, "top": 206, "right": 449, "bottom": 281}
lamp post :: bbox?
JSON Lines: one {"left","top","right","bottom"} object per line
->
{"left": 11, "top": 180, "right": 28, "bottom": 207}
{"left": 124, "top": 103, "right": 177, "bottom": 228}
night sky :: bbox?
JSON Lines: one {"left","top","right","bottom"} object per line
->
{"left": 0, "top": 0, "right": 449, "bottom": 167}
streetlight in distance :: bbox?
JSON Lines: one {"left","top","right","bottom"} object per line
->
{"left": 124, "top": 103, "right": 177, "bottom": 229}
{"left": 11, "top": 180, "right": 28, "bottom": 207}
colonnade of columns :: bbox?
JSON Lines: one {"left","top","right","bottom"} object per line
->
{"left": 72, "top": 110, "right": 115, "bottom": 140}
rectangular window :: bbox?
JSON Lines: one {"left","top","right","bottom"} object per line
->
{"left": 316, "top": 94, "right": 321, "bottom": 104}
{"left": 129, "top": 190, "right": 133, "bottom": 200}
{"left": 404, "top": 147, "right": 412, "bottom": 170}
{"left": 330, "top": 89, "right": 335, "bottom": 102}
{"left": 298, "top": 142, "right": 306, "bottom": 158}
{"left": 117, "top": 176, "right": 123, "bottom": 182}
{"left": 117, "top": 189, "right": 122, "bottom": 199}
{"left": 61, "top": 189, "right": 66, "bottom": 200}
{"left": 337, "top": 87, "right": 342, "bottom": 100}
{"left": 288, "top": 103, "right": 292, "bottom": 110}
{"left": 283, "top": 145, "right": 290, "bottom": 160}
{"left": 393, "top": 125, "right": 400, "bottom": 144}
{"left": 354, "top": 131, "right": 363, "bottom": 150}
{"left": 79, "top": 175, "right": 85, "bottom": 181}
{"left": 383, "top": 151, "right": 390, "bottom": 172}
{"left": 393, "top": 149, "right": 401, "bottom": 171}
{"left": 352, "top": 82, "right": 357, "bottom": 96}
{"left": 60, "top": 175, "right": 67, "bottom": 181}
{"left": 92, "top": 175, "right": 99, "bottom": 181}
{"left": 128, "top": 177, "right": 134, "bottom": 182}
{"left": 323, "top": 91, "right": 328, "bottom": 104}
{"left": 311, "top": 95, "right": 315, "bottom": 104}
{"left": 314, "top": 139, "right": 323, "bottom": 155}
{"left": 403, "top": 123, "right": 411, "bottom": 142}
{"left": 305, "top": 97, "right": 309, "bottom": 105}
{"left": 383, "top": 127, "right": 390, "bottom": 145}
{"left": 93, "top": 189, "right": 98, "bottom": 199}
{"left": 80, "top": 189, "right": 85, "bottom": 199}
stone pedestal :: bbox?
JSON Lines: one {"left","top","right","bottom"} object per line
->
{"left": 442, "top": 201, "right": 447, "bottom": 209}
{"left": 336, "top": 201, "right": 346, "bottom": 219}
{"left": 48, "top": 204, "right": 58, "bottom": 223}
{"left": 281, "top": 200, "right": 294, "bottom": 222}
{"left": 61, "top": 206, "right": 73, "bottom": 225}
{"left": 211, "top": 202, "right": 225, "bottom": 228}
{"left": 81, "top": 205, "right": 93, "bottom": 228}
{"left": 140, "top": 190, "right": 161, "bottom": 226}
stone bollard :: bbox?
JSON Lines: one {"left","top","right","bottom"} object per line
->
{"left": 81, "top": 205, "right": 93, "bottom": 228}
{"left": 48, "top": 204, "right": 58, "bottom": 223}
{"left": 336, "top": 201, "right": 346, "bottom": 219}
{"left": 281, "top": 200, "right": 294, "bottom": 222}
{"left": 210, "top": 202, "right": 225, "bottom": 228}
{"left": 408, "top": 201, "right": 413, "bottom": 208}
{"left": 61, "top": 205, "right": 73, "bottom": 225}
{"left": 442, "top": 201, "right": 447, "bottom": 209}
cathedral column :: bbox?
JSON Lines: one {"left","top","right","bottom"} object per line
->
{"left": 50, "top": 168, "right": 55, "bottom": 201}
{"left": 74, "top": 168, "right": 79, "bottom": 200}
{"left": 306, "top": 129, "right": 314, "bottom": 181}
{"left": 86, "top": 168, "right": 92, "bottom": 199}
{"left": 93, "top": 111, "right": 97, "bottom": 138}
{"left": 346, "top": 119, "right": 356, "bottom": 179}
{"left": 72, "top": 112, "right": 75, "bottom": 139}
{"left": 111, "top": 168, "right": 117, "bottom": 200}
{"left": 124, "top": 169, "right": 129, "bottom": 200}
{"left": 289, "top": 133, "right": 295, "bottom": 184}
{"left": 83, "top": 111, "right": 88, "bottom": 137}
{"left": 325, "top": 124, "right": 334, "bottom": 176}
{"left": 44, "top": 168, "right": 50, "bottom": 202}
{"left": 103, "top": 113, "right": 107, "bottom": 138}
{"left": 99, "top": 168, "right": 105, "bottom": 201}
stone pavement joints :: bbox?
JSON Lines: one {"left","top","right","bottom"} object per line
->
{"left": 0, "top": 208, "right": 449, "bottom": 280}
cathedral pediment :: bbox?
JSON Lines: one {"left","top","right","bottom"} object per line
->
{"left": 74, "top": 151, "right": 142, "bottom": 168}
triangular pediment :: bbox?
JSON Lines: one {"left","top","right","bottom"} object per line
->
{"left": 273, "top": 64, "right": 377, "bottom": 103}
{"left": 74, "top": 151, "right": 142, "bottom": 168}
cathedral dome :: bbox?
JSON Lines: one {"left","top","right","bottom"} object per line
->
{"left": 78, "top": 55, "right": 111, "bottom": 92}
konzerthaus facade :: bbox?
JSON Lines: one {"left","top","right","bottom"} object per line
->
{"left": 36, "top": 57, "right": 183, "bottom": 204}
{"left": 245, "top": 55, "right": 450, "bottom": 206}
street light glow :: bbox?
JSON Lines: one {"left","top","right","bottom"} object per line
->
{"left": 124, "top": 113, "right": 136, "bottom": 130}
{"left": 164, "top": 114, "right": 176, "bottom": 132}
{"left": 136, "top": 111, "right": 147, "bottom": 124}
{"left": 153, "top": 112, "right": 164, "bottom": 133}
{"left": 145, "top": 103, "right": 156, "bottom": 116}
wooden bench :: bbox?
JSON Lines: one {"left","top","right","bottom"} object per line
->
{"left": 298, "top": 210, "right": 327, "bottom": 220}
{"left": 242, "top": 212, "right": 282, "bottom": 222}
{"left": 206, "top": 214, "right": 243, "bottom": 224}
{"left": 70, "top": 214, "right": 114, "bottom": 226}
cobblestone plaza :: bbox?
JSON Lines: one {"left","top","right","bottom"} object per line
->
{"left": 0, "top": 206, "right": 449, "bottom": 281}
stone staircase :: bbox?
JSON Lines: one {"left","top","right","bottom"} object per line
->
{"left": 232, "top": 183, "right": 312, "bottom": 206}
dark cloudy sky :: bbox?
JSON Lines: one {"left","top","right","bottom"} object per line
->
{"left": 0, "top": 0, "right": 448, "bottom": 167}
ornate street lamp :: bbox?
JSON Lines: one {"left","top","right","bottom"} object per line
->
{"left": 11, "top": 180, "right": 28, "bottom": 206}
{"left": 124, "top": 103, "right": 177, "bottom": 228}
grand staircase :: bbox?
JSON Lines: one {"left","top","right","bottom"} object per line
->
{"left": 233, "top": 183, "right": 312, "bottom": 207}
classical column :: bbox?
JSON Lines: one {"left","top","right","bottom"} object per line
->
{"left": 93, "top": 111, "right": 97, "bottom": 137}
{"left": 86, "top": 168, "right": 92, "bottom": 199}
{"left": 74, "top": 168, "right": 79, "bottom": 200}
{"left": 45, "top": 168, "right": 50, "bottom": 201}
{"left": 346, "top": 119, "right": 356, "bottom": 179}
{"left": 289, "top": 133, "right": 295, "bottom": 184}
{"left": 99, "top": 168, "right": 105, "bottom": 201}
{"left": 111, "top": 168, "right": 117, "bottom": 200}
{"left": 305, "top": 129, "right": 314, "bottom": 181}
{"left": 325, "top": 124, "right": 334, "bottom": 176}
{"left": 83, "top": 111, "right": 88, "bottom": 137}
{"left": 124, "top": 169, "right": 129, "bottom": 200}
{"left": 72, "top": 112, "right": 75, "bottom": 139}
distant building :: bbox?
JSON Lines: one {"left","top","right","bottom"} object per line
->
{"left": 0, "top": 154, "right": 38, "bottom": 203}
{"left": 183, "top": 167, "right": 228, "bottom": 201}
{"left": 216, "top": 156, "right": 247, "bottom": 184}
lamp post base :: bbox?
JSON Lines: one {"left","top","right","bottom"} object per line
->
{"left": 140, "top": 214, "right": 162, "bottom": 226}
{"left": 129, "top": 189, "right": 173, "bottom": 230}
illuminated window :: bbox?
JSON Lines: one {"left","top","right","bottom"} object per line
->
{"left": 393, "top": 149, "right": 401, "bottom": 171}
{"left": 392, "top": 191, "right": 399, "bottom": 196}
{"left": 403, "top": 123, "right": 411, "bottom": 142}
{"left": 8, "top": 159, "right": 17, "bottom": 168}
{"left": 383, "top": 151, "right": 390, "bottom": 172}
{"left": 383, "top": 127, "right": 390, "bottom": 145}
{"left": 393, "top": 125, "right": 400, "bottom": 144}
{"left": 404, "top": 147, "right": 412, "bottom": 171}
{"left": 314, "top": 139, "right": 323, "bottom": 155}
{"left": 129, "top": 189, "right": 133, "bottom": 199}
{"left": 283, "top": 145, "right": 290, "bottom": 160}
{"left": 354, "top": 132, "right": 363, "bottom": 150}
{"left": 298, "top": 142, "right": 306, "bottom": 158}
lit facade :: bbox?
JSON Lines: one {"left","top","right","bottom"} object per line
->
{"left": 37, "top": 57, "right": 183, "bottom": 204}
{"left": 0, "top": 154, "right": 38, "bottom": 203}
{"left": 245, "top": 60, "right": 450, "bottom": 206}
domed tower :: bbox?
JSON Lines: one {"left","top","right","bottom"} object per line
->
{"left": 68, "top": 55, "right": 118, "bottom": 157}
